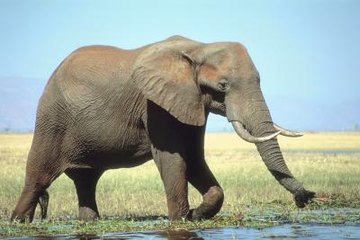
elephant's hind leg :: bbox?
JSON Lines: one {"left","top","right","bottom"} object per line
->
{"left": 11, "top": 156, "right": 62, "bottom": 222}
{"left": 65, "top": 168, "right": 103, "bottom": 221}
{"left": 38, "top": 190, "right": 49, "bottom": 220}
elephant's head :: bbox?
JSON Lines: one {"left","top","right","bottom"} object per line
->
{"left": 134, "top": 37, "right": 315, "bottom": 207}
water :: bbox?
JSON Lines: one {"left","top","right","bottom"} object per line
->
{"left": 7, "top": 224, "right": 360, "bottom": 239}
{"left": 5, "top": 208, "right": 360, "bottom": 239}
{"left": 99, "top": 224, "right": 360, "bottom": 239}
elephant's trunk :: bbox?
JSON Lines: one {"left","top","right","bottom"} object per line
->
{"left": 226, "top": 89, "right": 315, "bottom": 207}
{"left": 252, "top": 122, "right": 304, "bottom": 194}
{"left": 245, "top": 111, "right": 305, "bottom": 194}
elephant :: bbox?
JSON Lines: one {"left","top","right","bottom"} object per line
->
{"left": 11, "top": 36, "right": 315, "bottom": 222}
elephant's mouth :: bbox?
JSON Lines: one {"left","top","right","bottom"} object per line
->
{"left": 230, "top": 120, "right": 303, "bottom": 144}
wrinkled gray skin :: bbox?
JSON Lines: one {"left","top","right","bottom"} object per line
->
{"left": 11, "top": 36, "right": 314, "bottom": 222}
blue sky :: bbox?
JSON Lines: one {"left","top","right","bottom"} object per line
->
{"left": 1, "top": 0, "right": 359, "bottom": 131}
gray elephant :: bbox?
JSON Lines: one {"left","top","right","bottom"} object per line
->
{"left": 11, "top": 36, "right": 315, "bottom": 222}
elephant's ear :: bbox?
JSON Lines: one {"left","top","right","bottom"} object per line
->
{"left": 133, "top": 48, "right": 205, "bottom": 126}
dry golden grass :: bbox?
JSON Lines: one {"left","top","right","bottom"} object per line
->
{"left": 205, "top": 132, "right": 360, "bottom": 150}
{"left": 1, "top": 132, "right": 360, "bottom": 220}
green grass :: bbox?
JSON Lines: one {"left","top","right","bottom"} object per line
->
{"left": 0, "top": 132, "right": 360, "bottom": 237}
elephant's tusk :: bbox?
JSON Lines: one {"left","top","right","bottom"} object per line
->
{"left": 231, "top": 121, "right": 281, "bottom": 143}
{"left": 273, "top": 123, "right": 303, "bottom": 137}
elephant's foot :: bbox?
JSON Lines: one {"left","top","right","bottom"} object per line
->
{"left": 11, "top": 187, "right": 45, "bottom": 223}
{"left": 12, "top": 192, "right": 48, "bottom": 223}
{"left": 294, "top": 189, "right": 316, "bottom": 208}
{"left": 166, "top": 200, "right": 190, "bottom": 221}
{"left": 188, "top": 186, "right": 224, "bottom": 220}
{"left": 78, "top": 207, "right": 100, "bottom": 221}
{"left": 11, "top": 210, "right": 34, "bottom": 223}
{"left": 11, "top": 202, "right": 37, "bottom": 223}
{"left": 38, "top": 190, "right": 49, "bottom": 220}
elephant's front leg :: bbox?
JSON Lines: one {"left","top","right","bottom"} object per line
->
{"left": 187, "top": 161, "right": 224, "bottom": 219}
{"left": 152, "top": 146, "right": 190, "bottom": 220}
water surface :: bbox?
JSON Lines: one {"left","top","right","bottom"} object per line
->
{"left": 8, "top": 224, "right": 360, "bottom": 240}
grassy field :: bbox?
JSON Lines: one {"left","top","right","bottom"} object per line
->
{"left": 0, "top": 132, "right": 360, "bottom": 237}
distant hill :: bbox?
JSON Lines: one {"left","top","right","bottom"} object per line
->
{"left": 0, "top": 76, "right": 46, "bottom": 132}
{"left": 0, "top": 75, "right": 359, "bottom": 132}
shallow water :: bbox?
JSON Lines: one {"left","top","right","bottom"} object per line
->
{"left": 100, "top": 224, "right": 360, "bottom": 239}
{"left": 8, "top": 224, "right": 360, "bottom": 240}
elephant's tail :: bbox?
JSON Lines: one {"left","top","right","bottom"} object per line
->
{"left": 38, "top": 190, "right": 49, "bottom": 220}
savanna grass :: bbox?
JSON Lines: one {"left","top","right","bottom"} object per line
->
{"left": 1, "top": 132, "right": 360, "bottom": 237}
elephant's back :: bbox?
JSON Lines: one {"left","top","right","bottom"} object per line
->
{"left": 58, "top": 45, "right": 136, "bottom": 86}
{"left": 42, "top": 45, "right": 137, "bottom": 105}
{"left": 33, "top": 45, "right": 149, "bottom": 161}
{"left": 34, "top": 45, "right": 142, "bottom": 134}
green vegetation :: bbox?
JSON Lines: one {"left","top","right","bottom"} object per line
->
{"left": 0, "top": 133, "right": 359, "bottom": 237}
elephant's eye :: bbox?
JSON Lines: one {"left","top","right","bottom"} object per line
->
{"left": 218, "top": 79, "right": 229, "bottom": 92}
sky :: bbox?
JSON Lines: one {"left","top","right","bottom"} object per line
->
{"left": 1, "top": 0, "right": 359, "bottom": 131}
